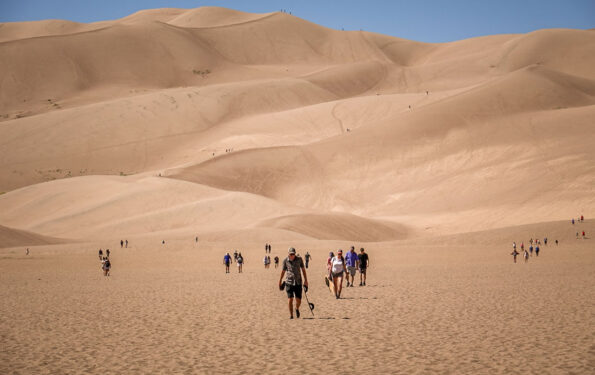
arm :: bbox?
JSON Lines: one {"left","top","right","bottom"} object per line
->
{"left": 279, "top": 270, "right": 286, "bottom": 288}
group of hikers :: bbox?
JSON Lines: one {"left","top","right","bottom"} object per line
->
{"left": 325, "top": 247, "right": 369, "bottom": 299}
{"left": 572, "top": 215, "right": 587, "bottom": 239}
{"left": 223, "top": 250, "right": 244, "bottom": 273}
{"left": 97, "top": 248, "right": 111, "bottom": 276}
{"left": 510, "top": 238, "right": 549, "bottom": 263}
{"left": 223, "top": 244, "right": 370, "bottom": 319}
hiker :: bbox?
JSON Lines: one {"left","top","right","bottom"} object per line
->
{"left": 326, "top": 252, "right": 334, "bottom": 279}
{"left": 358, "top": 248, "right": 369, "bottom": 286}
{"left": 278, "top": 247, "right": 308, "bottom": 319}
{"left": 233, "top": 250, "right": 238, "bottom": 263}
{"left": 555, "top": 239, "right": 558, "bottom": 246}
{"left": 576, "top": 232, "right": 579, "bottom": 239}
{"left": 120, "top": 240, "right": 123, "bottom": 248}
{"left": 512, "top": 242, "right": 517, "bottom": 252}
{"left": 535, "top": 245, "right": 540, "bottom": 257}
{"left": 195, "top": 237, "right": 198, "bottom": 243}
{"left": 102, "top": 257, "right": 111, "bottom": 276}
{"left": 26, "top": 248, "right": 29, "bottom": 255}
{"left": 520, "top": 242, "right": 524, "bottom": 251}
{"left": 265, "top": 244, "right": 268, "bottom": 253}
{"left": 330, "top": 250, "right": 347, "bottom": 299}
{"left": 98, "top": 249, "right": 103, "bottom": 260}
{"left": 304, "top": 252, "right": 311, "bottom": 269}
{"left": 263, "top": 255, "right": 269, "bottom": 269}
{"left": 529, "top": 245, "right": 533, "bottom": 256}
{"left": 162, "top": 240, "right": 165, "bottom": 244}
{"left": 223, "top": 253, "right": 232, "bottom": 273}
{"left": 544, "top": 238, "right": 548, "bottom": 246}
{"left": 274, "top": 256, "right": 279, "bottom": 268}
{"left": 581, "top": 215, "right": 584, "bottom": 222}
{"left": 529, "top": 238, "right": 533, "bottom": 245}
{"left": 106, "top": 249, "right": 110, "bottom": 258}
{"left": 523, "top": 250, "right": 529, "bottom": 263}
{"left": 582, "top": 231, "right": 586, "bottom": 239}
{"left": 345, "top": 246, "right": 358, "bottom": 287}
{"left": 511, "top": 249, "right": 519, "bottom": 263}
{"left": 572, "top": 218, "right": 575, "bottom": 225}
{"left": 125, "top": 240, "right": 128, "bottom": 248}
{"left": 237, "top": 252, "right": 244, "bottom": 273}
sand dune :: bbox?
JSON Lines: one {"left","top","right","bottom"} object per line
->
{"left": 0, "top": 224, "right": 67, "bottom": 248}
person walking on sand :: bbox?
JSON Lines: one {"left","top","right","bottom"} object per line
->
{"left": 223, "top": 252, "right": 232, "bottom": 273}
{"left": 512, "top": 242, "right": 517, "bottom": 253}
{"left": 106, "top": 249, "right": 110, "bottom": 258}
{"left": 326, "top": 251, "right": 334, "bottom": 275}
{"left": 535, "top": 244, "right": 540, "bottom": 257}
{"left": 523, "top": 249, "right": 529, "bottom": 263}
{"left": 278, "top": 247, "right": 308, "bottom": 319}
{"left": 120, "top": 240, "right": 123, "bottom": 248}
{"left": 529, "top": 244, "right": 533, "bottom": 256}
{"left": 304, "top": 252, "right": 312, "bottom": 269}
{"left": 582, "top": 231, "right": 586, "bottom": 239}
{"left": 358, "top": 248, "right": 369, "bottom": 286}
{"left": 102, "top": 257, "right": 111, "bottom": 276}
{"left": 98, "top": 249, "right": 103, "bottom": 260}
{"left": 233, "top": 250, "right": 238, "bottom": 263}
{"left": 511, "top": 249, "right": 519, "bottom": 263}
{"left": 125, "top": 239, "right": 128, "bottom": 248}
{"left": 263, "top": 255, "right": 269, "bottom": 269}
{"left": 572, "top": 218, "right": 575, "bottom": 225}
{"left": 581, "top": 215, "right": 584, "bottom": 222}
{"left": 237, "top": 252, "right": 244, "bottom": 273}
{"left": 330, "top": 250, "right": 347, "bottom": 299}
{"left": 345, "top": 246, "right": 358, "bottom": 287}
{"left": 274, "top": 255, "right": 279, "bottom": 269}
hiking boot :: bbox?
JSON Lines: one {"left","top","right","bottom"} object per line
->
{"left": 346, "top": 281, "right": 350, "bottom": 287}
{"left": 296, "top": 309, "right": 300, "bottom": 318}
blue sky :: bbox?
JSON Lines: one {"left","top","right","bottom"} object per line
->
{"left": 1, "top": 0, "right": 593, "bottom": 43}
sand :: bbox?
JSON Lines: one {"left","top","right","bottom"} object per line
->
{"left": 1, "top": 6, "right": 594, "bottom": 374}
{"left": 1, "top": 226, "right": 594, "bottom": 374}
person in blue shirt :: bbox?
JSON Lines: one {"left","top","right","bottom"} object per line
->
{"left": 344, "top": 246, "right": 359, "bottom": 287}
{"left": 223, "top": 252, "right": 232, "bottom": 273}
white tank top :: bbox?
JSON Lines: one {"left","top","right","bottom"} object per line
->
{"left": 331, "top": 257, "right": 344, "bottom": 273}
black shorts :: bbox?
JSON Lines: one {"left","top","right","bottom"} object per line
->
{"left": 359, "top": 267, "right": 367, "bottom": 274}
{"left": 285, "top": 284, "right": 303, "bottom": 299}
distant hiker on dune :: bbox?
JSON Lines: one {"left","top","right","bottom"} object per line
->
{"left": 358, "top": 248, "right": 369, "bottom": 286}
{"left": 511, "top": 249, "right": 519, "bottom": 263}
{"left": 102, "top": 257, "right": 111, "bottom": 276}
{"left": 98, "top": 249, "right": 103, "bottom": 260}
{"left": 120, "top": 240, "right": 123, "bottom": 248}
{"left": 524, "top": 250, "right": 529, "bottom": 263}
{"left": 304, "top": 252, "right": 311, "bottom": 269}
{"left": 223, "top": 253, "right": 232, "bottom": 274}
{"left": 237, "top": 253, "right": 244, "bottom": 273}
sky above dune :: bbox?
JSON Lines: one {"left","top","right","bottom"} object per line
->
{"left": 1, "top": 0, "right": 593, "bottom": 42}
